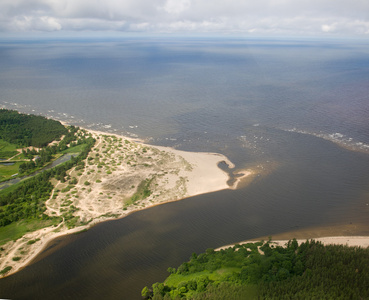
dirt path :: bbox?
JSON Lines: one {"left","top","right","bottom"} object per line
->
{"left": 1, "top": 128, "right": 251, "bottom": 277}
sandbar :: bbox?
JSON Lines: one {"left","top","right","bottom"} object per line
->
{"left": 216, "top": 236, "right": 369, "bottom": 251}
{"left": 0, "top": 128, "right": 251, "bottom": 277}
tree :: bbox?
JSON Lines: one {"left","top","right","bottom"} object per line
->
{"left": 152, "top": 282, "right": 165, "bottom": 296}
{"left": 69, "top": 177, "right": 78, "bottom": 185}
{"left": 196, "top": 275, "right": 210, "bottom": 292}
{"left": 287, "top": 238, "right": 298, "bottom": 251}
{"left": 141, "top": 286, "right": 151, "bottom": 299}
{"left": 293, "top": 260, "right": 304, "bottom": 275}
{"left": 177, "top": 262, "right": 189, "bottom": 274}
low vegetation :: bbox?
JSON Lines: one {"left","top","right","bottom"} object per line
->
{"left": 124, "top": 178, "right": 153, "bottom": 208}
{"left": 0, "top": 109, "right": 95, "bottom": 242}
{"left": 143, "top": 239, "right": 369, "bottom": 299}
{"left": 0, "top": 161, "right": 23, "bottom": 181}
{"left": 0, "top": 216, "right": 62, "bottom": 246}
{"left": 0, "top": 140, "right": 19, "bottom": 160}
{"left": 0, "top": 266, "right": 12, "bottom": 275}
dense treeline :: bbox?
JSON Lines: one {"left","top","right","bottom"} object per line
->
{"left": 0, "top": 172, "right": 53, "bottom": 226}
{"left": 259, "top": 242, "right": 369, "bottom": 299}
{"left": 18, "top": 126, "right": 82, "bottom": 175}
{"left": 0, "top": 135, "right": 95, "bottom": 227}
{"left": 144, "top": 239, "right": 369, "bottom": 299}
{"left": 0, "top": 109, "right": 67, "bottom": 147}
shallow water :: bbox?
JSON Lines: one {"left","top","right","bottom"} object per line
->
{"left": 0, "top": 37, "right": 368, "bottom": 299}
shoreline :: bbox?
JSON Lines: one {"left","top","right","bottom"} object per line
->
{"left": 2, "top": 123, "right": 367, "bottom": 278}
{"left": 0, "top": 126, "right": 252, "bottom": 277}
{"left": 216, "top": 236, "right": 369, "bottom": 251}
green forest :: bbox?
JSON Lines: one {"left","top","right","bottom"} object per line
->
{"left": 0, "top": 109, "right": 95, "bottom": 228}
{"left": 0, "top": 136, "right": 94, "bottom": 227}
{"left": 143, "top": 239, "right": 369, "bottom": 299}
{"left": 0, "top": 109, "right": 67, "bottom": 148}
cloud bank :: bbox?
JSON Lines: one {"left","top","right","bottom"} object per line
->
{"left": 1, "top": 0, "right": 368, "bottom": 36}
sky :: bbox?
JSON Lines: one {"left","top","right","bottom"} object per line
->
{"left": 0, "top": 0, "right": 369, "bottom": 38}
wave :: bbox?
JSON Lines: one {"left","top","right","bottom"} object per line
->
{"left": 285, "top": 128, "right": 369, "bottom": 154}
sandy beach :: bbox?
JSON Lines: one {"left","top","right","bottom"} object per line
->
{"left": 216, "top": 236, "right": 369, "bottom": 251}
{"left": 2, "top": 127, "right": 367, "bottom": 278}
{"left": 0, "top": 128, "right": 252, "bottom": 277}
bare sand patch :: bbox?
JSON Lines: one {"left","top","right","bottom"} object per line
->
{"left": 0, "top": 128, "right": 254, "bottom": 277}
{"left": 216, "top": 236, "right": 369, "bottom": 251}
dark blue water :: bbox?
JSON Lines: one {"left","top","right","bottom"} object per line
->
{"left": 0, "top": 37, "right": 369, "bottom": 299}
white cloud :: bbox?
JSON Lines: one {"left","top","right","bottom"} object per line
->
{"left": 8, "top": 15, "right": 61, "bottom": 31}
{"left": 322, "top": 23, "right": 337, "bottom": 33}
{"left": 0, "top": 0, "right": 368, "bottom": 36}
{"left": 162, "top": 0, "right": 191, "bottom": 15}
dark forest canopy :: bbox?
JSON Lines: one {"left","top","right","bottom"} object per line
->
{"left": 144, "top": 239, "right": 369, "bottom": 299}
{"left": 0, "top": 109, "right": 67, "bottom": 148}
{"left": 0, "top": 109, "right": 95, "bottom": 228}
{"left": 0, "top": 135, "right": 95, "bottom": 227}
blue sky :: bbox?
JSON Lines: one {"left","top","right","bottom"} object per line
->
{"left": 1, "top": 0, "right": 369, "bottom": 38}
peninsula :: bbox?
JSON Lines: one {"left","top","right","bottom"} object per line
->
{"left": 0, "top": 114, "right": 253, "bottom": 277}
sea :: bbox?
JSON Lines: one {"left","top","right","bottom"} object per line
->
{"left": 0, "top": 36, "right": 369, "bottom": 299}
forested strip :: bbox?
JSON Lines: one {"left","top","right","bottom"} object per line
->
{"left": 0, "top": 136, "right": 95, "bottom": 227}
{"left": 259, "top": 242, "right": 369, "bottom": 299}
{"left": 18, "top": 126, "right": 81, "bottom": 175}
{"left": 0, "top": 172, "right": 53, "bottom": 226}
{"left": 0, "top": 109, "right": 67, "bottom": 148}
{"left": 144, "top": 239, "right": 369, "bottom": 299}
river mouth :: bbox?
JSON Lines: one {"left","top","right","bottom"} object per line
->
{"left": 1, "top": 129, "right": 369, "bottom": 300}
{"left": 0, "top": 37, "right": 369, "bottom": 300}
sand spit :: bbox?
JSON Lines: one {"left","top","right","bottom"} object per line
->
{"left": 0, "top": 129, "right": 252, "bottom": 277}
{"left": 216, "top": 236, "right": 369, "bottom": 251}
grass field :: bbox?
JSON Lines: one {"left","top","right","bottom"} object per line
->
{"left": 0, "top": 141, "right": 86, "bottom": 182}
{"left": 0, "top": 139, "right": 23, "bottom": 181}
{"left": 10, "top": 152, "right": 27, "bottom": 161}
{"left": 0, "top": 140, "right": 19, "bottom": 159}
{"left": 0, "top": 161, "right": 22, "bottom": 181}
{"left": 62, "top": 144, "right": 86, "bottom": 154}
{"left": 0, "top": 218, "right": 62, "bottom": 246}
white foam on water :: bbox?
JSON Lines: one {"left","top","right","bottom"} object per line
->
{"left": 285, "top": 128, "right": 369, "bottom": 153}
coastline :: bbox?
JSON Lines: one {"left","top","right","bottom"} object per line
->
{"left": 2, "top": 124, "right": 367, "bottom": 278}
{"left": 0, "top": 126, "right": 251, "bottom": 277}
{"left": 216, "top": 236, "right": 369, "bottom": 251}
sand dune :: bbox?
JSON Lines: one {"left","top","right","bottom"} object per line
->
{"left": 0, "top": 129, "right": 251, "bottom": 277}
